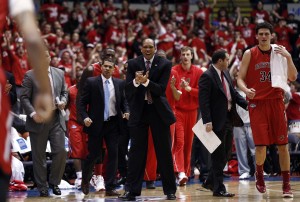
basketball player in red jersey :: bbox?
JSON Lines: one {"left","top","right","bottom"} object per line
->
{"left": 238, "top": 22, "right": 297, "bottom": 198}
{"left": 0, "top": 0, "right": 52, "bottom": 201}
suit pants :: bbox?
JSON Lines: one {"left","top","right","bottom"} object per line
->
{"left": 29, "top": 113, "right": 67, "bottom": 191}
{"left": 125, "top": 103, "right": 176, "bottom": 196}
{"left": 0, "top": 169, "right": 10, "bottom": 202}
{"left": 144, "top": 123, "right": 176, "bottom": 181}
{"left": 82, "top": 117, "right": 119, "bottom": 190}
{"left": 206, "top": 113, "right": 233, "bottom": 193}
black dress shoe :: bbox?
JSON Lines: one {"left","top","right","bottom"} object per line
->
{"left": 106, "top": 189, "right": 121, "bottom": 196}
{"left": 118, "top": 191, "right": 136, "bottom": 201}
{"left": 81, "top": 180, "right": 90, "bottom": 195}
{"left": 202, "top": 181, "right": 213, "bottom": 191}
{"left": 223, "top": 173, "right": 231, "bottom": 178}
{"left": 166, "top": 193, "right": 176, "bottom": 200}
{"left": 117, "top": 177, "right": 127, "bottom": 186}
{"left": 39, "top": 189, "right": 49, "bottom": 197}
{"left": 213, "top": 191, "right": 235, "bottom": 197}
{"left": 49, "top": 184, "right": 61, "bottom": 195}
{"left": 146, "top": 181, "right": 156, "bottom": 189}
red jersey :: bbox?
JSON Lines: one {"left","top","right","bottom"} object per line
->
{"left": 246, "top": 46, "right": 283, "bottom": 100}
{"left": 0, "top": 0, "right": 18, "bottom": 175}
{"left": 0, "top": 0, "right": 11, "bottom": 175}
{"left": 68, "top": 85, "right": 78, "bottom": 122}
{"left": 8, "top": 50, "right": 30, "bottom": 85}
{"left": 166, "top": 69, "right": 180, "bottom": 111}
{"left": 173, "top": 64, "right": 203, "bottom": 111}
{"left": 286, "top": 92, "right": 300, "bottom": 121}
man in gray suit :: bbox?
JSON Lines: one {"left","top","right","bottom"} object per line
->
{"left": 20, "top": 50, "right": 68, "bottom": 197}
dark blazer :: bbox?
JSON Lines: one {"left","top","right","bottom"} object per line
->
{"left": 125, "top": 55, "right": 175, "bottom": 126}
{"left": 78, "top": 75, "right": 129, "bottom": 136}
{"left": 5, "top": 71, "right": 17, "bottom": 106}
{"left": 199, "top": 65, "right": 248, "bottom": 132}
{"left": 20, "top": 67, "right": 68, "bottom": 133}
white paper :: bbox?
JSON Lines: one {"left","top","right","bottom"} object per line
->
{"left": 192, "top": 119, "right": 221, "bottom": 153}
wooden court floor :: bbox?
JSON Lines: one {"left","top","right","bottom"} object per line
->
{"left": 7, "top": 176, "right": 300, "bottom": 201}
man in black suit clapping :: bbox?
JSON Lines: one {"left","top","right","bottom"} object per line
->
{"left": 119, "top": 38, "right": 177, "bottom": 201}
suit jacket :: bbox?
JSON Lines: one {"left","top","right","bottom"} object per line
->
{"left": 78, "top": 75, "right": 129, "bottom": 136}
{"left": 20, "top": 66, "right": 68, "bottom": 133}
{"left": 125, "top": 55, "right": 175, "bottom": 126}
{"left": 5, "top": 71, "right": 17, "bottom": 106}
{"left": 199, "top": 65, "right": 248, "bottom": 132}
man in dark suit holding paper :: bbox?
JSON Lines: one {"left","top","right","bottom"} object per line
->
{"left": 199, "top": 49, "right": 248, "bottom": 197}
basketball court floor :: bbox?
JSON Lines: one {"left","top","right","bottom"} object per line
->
{"left": 7, "top": 176, "right": 300, "bottom": 201}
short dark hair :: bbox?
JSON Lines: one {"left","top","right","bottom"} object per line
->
{"left": 211, "top": 49, "right": 227, "bottom": 64}
{"left": 255, "top": 22, "right": 273, "bottom": 34}
{"left": 102, "top": 57, "right": 115, "bottom": 65}
{"left": 141, "top": 38, "right": 156, "bottom": 48}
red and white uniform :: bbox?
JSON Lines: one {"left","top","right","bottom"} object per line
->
{"left": 193, "top": 7, "right": 213, "bottom": 30}
{"left": 0, "top": 0, "right": 35, "bottom": 176}
{"left": 7, "top": 49, "right": 30, "bottom": 86}
{"left": 172, "top": 64, "right": 203, "bottom": 176}
{"left": 246, "top": 46, "right": 287, "bottom": 145}
{"left": 68, "top": 85, "right": 88, "bottom": 159}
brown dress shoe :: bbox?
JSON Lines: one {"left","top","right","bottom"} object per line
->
{"left": 106, "top": 189, "right": 121, "bottom": 196}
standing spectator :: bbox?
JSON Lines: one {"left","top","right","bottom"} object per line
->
{"left": 119, "top": 38, "right": 176, "bottom": 201}
{"left": 250, "top": 1, "right": 270, "bottom": 23}
{"left": 78, "top": 58, "right": 129, "bottom": 196}
{"left": 237, "top": 22, "right": 297, "bottom": 197}
{"left": 193, "top": 0, "right": 217, "bottom": 31}
{"left": 20, "top": 50, "right": 68, "bottom": 197}
{"left": 199, "top": 49, "right": 248, "bottom": 197}
{"left": 236, "top": 17, "right": 256, "bottom": 48}
{"left": 40, "top": 0, "right": 63, "bottom": 24}
{"left": 172, "top": 46, "right": 203, "bottom": 185}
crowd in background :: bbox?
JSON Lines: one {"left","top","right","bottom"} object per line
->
{"left": 2, "top": 0, "right": 300, "bottom": 193}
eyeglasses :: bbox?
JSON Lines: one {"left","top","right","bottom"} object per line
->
{"left": 142, "top": 46, "right": 154, "bottom": 49}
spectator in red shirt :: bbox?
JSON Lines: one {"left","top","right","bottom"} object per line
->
{"left": 40, "top": 0, "right": 63, "bottom": 24}
{"left": 274, "top": 19, "right": 294, "bottom": 52}
{"left": 236, "top": 16, "right": 256, "bottom": 48}
{"left": 193, "top": 0, "right": 216, "bottom": 31}
{"left": 251, "top": 1, "right": 270, "bottom": 23}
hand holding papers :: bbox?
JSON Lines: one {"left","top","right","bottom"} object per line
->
{"left": 192, "top": 118, "right": 221, "bottom": 153}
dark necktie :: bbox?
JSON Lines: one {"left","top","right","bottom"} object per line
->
{"left": 146, "top": 60, "right": 152, "bottom": 104}
{"left": 104, "top": 80, "right": 110, "bottom": 120}
{"left": 221, "top": 71, "right": 228, "bottom": 99}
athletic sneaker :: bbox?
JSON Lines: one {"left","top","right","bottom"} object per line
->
{"left": 282, "top": 183, "right": 293, "bottom": 198}
{"left": 255, "top": 171, "right": 266, "bottom": 193}
{"left": 74, "top": 178, "right": 82, "bottom": 190}
{"left": 239, "top": 172, "right": 251, "bottom": 180}
{"left": 177, "top": 172, "right": 188, "bottom": 186}
{"left": 90, "top": 175, "right": 105, "bottom": 191}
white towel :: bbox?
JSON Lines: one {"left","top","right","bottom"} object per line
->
{"left": 270, "top": 44, "right": 290, "bottom": 92}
